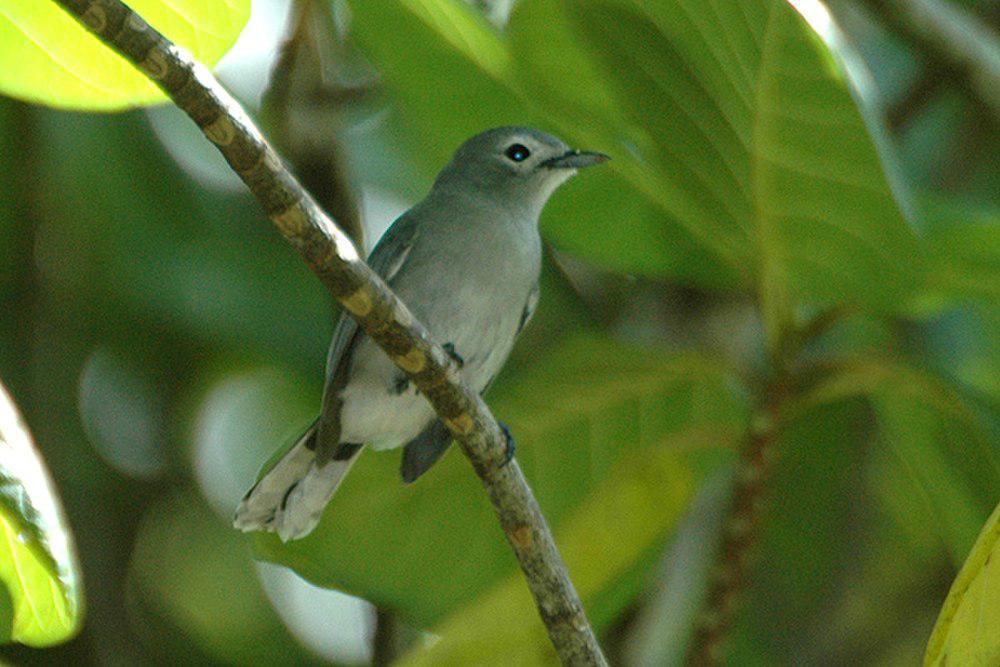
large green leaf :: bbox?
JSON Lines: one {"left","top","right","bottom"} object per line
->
{"left": 0, "top": 0, "right": 249, "bottom": 110}
{"left": 872, "top": 392, "right": 993, "bottom": 564}
{"left": 348, "top": 0, "right": 921, "bottom": 317}
{"left": 251, "top": 335, "right": 745, "bottom": 627}
{"left": 798, "top": 358, "right": 999, "bottom": 563}
{"left": 918, "top": 200, "right": 1000, "bottom": 306}
{"left": 925, "top": 500, "right": 1000, "bottom": 666}
{"left": 344, "top": 0, "right": 738, "bottom": 288}
{"left": 0, "top": 381, "right": 81, "bottom": 646}
{"left": 397, "top": 443, "right": 698, "bottom": 666}
{"left": 526, "top": 0, "right": 922, "bottom": 328}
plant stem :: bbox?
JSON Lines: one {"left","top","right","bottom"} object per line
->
{"left": 686, "top": 375, "right": 787, "bottom": 666}
{"left": 260, "top": 0, "right": 372, "bottom": 249}
{"left": 49, "top": 1, "right": 607, "bottom": 663}
{"left": 686, "top": 305, "right": 844, "bottom": 664}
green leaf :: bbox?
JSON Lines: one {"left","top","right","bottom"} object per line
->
{"left": 872, "top": 392, "right": 992, "bottom": 564}
{"left": 0, "top": 381, "right": 82, "bottom": 646}
{"left": 925, "top": 500, "right": 1000, "bottom": 666}
{"left": 0, "top": 0, "right": 250, "bottom": 110}
{"left": 798, "top": 358, "right": 999, "bottom": 563}
{"left": 397, "top": 443, "right": 698, "bottom": 666}
{"left": 349, "top": 0, "right": 922, "bottom": 313}
{"left": 920, "top": 201, "right": 1000, "bottom": 305}
{"left": 344, "top": 0, "right": 738, "bottom": 288}
{"left": 542, "top": 0, "right": 921, "bottom": 317}
{"left": 541, "top": 171, "right": 742, "bottom": 290}
{"left": 252, "top": 334, "right": 745, "bottom": 627}
{"left": 129, "top": 489, "right": 324, "bottom": 665}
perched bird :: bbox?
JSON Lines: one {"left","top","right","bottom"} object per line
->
{"left": 234, "top": 127, "right": 608, "bottom": 541}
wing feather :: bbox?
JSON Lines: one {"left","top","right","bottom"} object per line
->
{"left": 314, "top": 215, "right": 420, "bottom": 458}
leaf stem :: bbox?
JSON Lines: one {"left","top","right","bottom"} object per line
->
{"left": 47, "top": 1, "right": 607, "bottom": 664}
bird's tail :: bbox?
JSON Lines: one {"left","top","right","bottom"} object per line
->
{"left": 233, "top": 424, "right": 362, "bottom": 542}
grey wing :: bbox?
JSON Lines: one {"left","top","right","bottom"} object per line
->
{"left": 326, "top": 216, "right": 419, "bottom": 375}
{"left": 314, "top": 215, "right": 420, "bottom": 459}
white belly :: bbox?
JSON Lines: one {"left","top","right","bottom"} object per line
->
{"left": 336, "top": 305, "right": 520, "bottom": 451}
{"left": 338, "top": 376, "right": 436, "bottom": 450}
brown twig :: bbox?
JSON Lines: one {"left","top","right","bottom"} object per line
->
{"left": 260, "top": 0, "right": 372, "bottom": 248}
{"left": 685, "top": 378, "right": 787, "bottom": 666}
{"left": 686, "top": 306, "right": 846, "bottom": 664}
{"left": 49, "top": 1, "right": 606, "bottom": 663}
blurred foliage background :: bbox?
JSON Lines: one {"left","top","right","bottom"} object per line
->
{"left": 0, "top": 0, "right": 997, "bottom": 664}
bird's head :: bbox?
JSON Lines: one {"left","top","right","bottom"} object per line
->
{"left": 433, "top": 127, "right": 609, "bottom": 213}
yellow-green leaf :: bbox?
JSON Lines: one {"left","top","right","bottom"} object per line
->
{"left": 0, "top": 0, "right": 250, "bottom": 110}
{"left": 397, "top": 444, "right": 698, "bottom": 666}
{"left": 0, "top": 381, "right": 82, "bottom": 646}
{"left": 925, "top": 501, "right": 1000, "bottom": 666}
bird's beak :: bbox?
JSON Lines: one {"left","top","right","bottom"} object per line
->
{"left": 542, "top": 149, "right": 611, "bottom": 169}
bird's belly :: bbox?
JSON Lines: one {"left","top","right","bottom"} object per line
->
{"left": 336, "top": 301, "right": 522, "bottom": 451}
{"left": 338, "top": 373, "right": 436, "bottom": 450}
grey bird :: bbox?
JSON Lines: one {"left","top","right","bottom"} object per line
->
{"left": 234, "top": 127, "right": 608, "bottom": 541}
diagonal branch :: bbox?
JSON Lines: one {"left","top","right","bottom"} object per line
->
{"left": 50, "top": 0, "right": 607, "bottom": 663}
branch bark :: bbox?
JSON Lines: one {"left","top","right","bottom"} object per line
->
{"left": 260, "top": 0, "right": 373, "bottom": 249}
{"left": 49, "top": 1, "right": 607, "bottom": 663}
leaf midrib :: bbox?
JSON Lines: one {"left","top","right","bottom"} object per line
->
{"left": 751, "top": 0, "right": 788, "bottom": 346}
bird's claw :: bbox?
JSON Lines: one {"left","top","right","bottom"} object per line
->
{"left": 498, "top": 422, "right": 516, "bottom": 466}
{"left": 443, "top": 342, "right": 464, "bottom": 368}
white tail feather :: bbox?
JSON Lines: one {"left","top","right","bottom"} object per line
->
{"left": 234, "top": 428, "right": 362, "bottom": 541}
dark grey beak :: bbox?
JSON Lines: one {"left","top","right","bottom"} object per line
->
{"left": 542, "top": 149, "right": 611, "bottom": 169}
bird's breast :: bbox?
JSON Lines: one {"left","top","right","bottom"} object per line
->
{"left": 337, "top": 203, "right": 541, "bottom": 450}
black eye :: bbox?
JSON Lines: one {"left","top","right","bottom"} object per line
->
{"left": 505, "top": 144, "right": 531, "bottom": 162}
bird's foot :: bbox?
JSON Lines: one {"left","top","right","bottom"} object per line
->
{"left": 498, "top": 422, "right": 516, "bottom": 466}
{"left": 443, "top": 342, "right": 464, "bottom": 368}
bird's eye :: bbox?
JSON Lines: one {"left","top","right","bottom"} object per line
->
{"left": 505, "top": 144, "right": 531, "bottom": 162}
